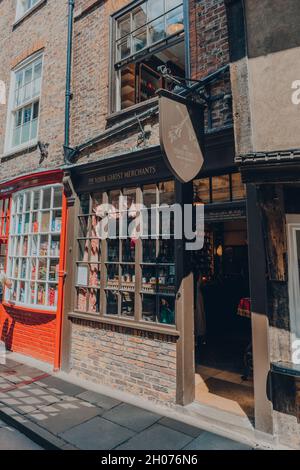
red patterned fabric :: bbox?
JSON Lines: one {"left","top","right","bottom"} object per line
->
{"left": 237, "top": 297, "right": 251, "bottom": 318}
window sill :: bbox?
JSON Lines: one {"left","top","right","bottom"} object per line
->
{"left": 1, "top": 142, "right": 38, "bottom": 162}
{"left": 69, "top": 311, "right": 180, "bottom": 337}
{"left": 2, "top": 301, "right": 56, "bottom": 316}
{"left": 106, "top": 97, "right": 159, "bottom": 127}
{"left": 13, "top": 0, "right": 47, "bottom": 29}
{"left": 271, "top": 361, "right": 300, "bottom": 378}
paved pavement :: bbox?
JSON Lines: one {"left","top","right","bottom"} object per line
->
{"left": 0, "top": 419, "right": 42, "bottom": 450}
{"left": 0, "top": 358, "right": 252, "bottom": 450}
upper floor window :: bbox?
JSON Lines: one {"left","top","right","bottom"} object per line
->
{"left": 112, "top": 0, "right": 185, "bottom": 112}
{"left": 16, "top": 0, "right": 40, "bottom": 20}
{"left": 5, "top": 53, "right": 43, "bottom": 153}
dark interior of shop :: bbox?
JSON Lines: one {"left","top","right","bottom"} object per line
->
{"left": 119, "top": 41, "right": 185, "bottom": 110}
{"left": 193, "top": 218, "right": 255, "bottom": 422}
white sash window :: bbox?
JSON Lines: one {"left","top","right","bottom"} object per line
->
{"left": 5, "top": 53, "right": 43, "bottom": 154}
{"left": 16, "top": 0, "right": 40, "bottom": 20}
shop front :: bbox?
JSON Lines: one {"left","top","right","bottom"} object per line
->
{"left": 0, "top": 170, "right": 67, "bottom": 368}
{"left": 62, "top": 149, "right": 182, "bottom": 404}
{"left": 61, "top": 125, "right": 251, "bottom": 410}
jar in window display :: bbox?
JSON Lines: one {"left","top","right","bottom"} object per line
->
{"left": 159, "top": 298, "right": 174, "bottom": 324}
{"left": 37, "top": 285, "right": 45, "bottom": 304}
{"left": 49, "top": 286, "right": 57, "bottom": 307}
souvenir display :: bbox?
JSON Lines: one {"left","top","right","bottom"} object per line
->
{"left": 6, "top": 186, "right": 62, "bottom": 309}
{"left": 74, "top": 184, "right": 176, "bottom": 325}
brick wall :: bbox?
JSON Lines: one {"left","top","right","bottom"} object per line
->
{"left": 189, "top": 0, "right": 232, "bottom": 130}
{"left": 190, "top": 0, "right": 230, "bottom": 79}
{"left": 70, "top": 0, "right": 232, "bottom": 168}
{"left": 70, "top": 318, "right": 177, "bottom": 404}
{"left": 0, "top": 305, "right": 56, "bottom": 364}
{"left": 0, "top": 0, "right": 68, "bottom": 180}
{"left": 71, "top": 0, "right": 148, "bottom": 154}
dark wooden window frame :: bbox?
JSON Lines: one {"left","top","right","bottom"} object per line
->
{"left": 194, "top": 172, "right": 246, "bottom": 205}
{"left": 109, "top": 0, "right": 185, "bottom": 114}
{"left": 72, "top": 182, "right": 178, "bottom": 334}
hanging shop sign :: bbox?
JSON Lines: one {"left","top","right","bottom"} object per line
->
{"left": 159, "top": 90, "right": 205, "bottom": 183}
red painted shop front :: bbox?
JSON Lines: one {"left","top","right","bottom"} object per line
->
{"left": 0, "top": 169, "right": 67, "bottom": 368}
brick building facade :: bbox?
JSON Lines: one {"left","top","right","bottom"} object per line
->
{"left": 0, "top": 0, "right": 68, "bottom": 178}
{"left": 0, "top": 0, "right": 299, "bottom": 449}
{"left": 0, "top": 0, "right": 69, "bottom": 365}
{"left": 61, "top": 0, "right": 237, "bottom": 411}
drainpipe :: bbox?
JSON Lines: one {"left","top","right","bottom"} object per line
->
{"left": 55, "top": 0, "right": 74, "bottom": 370}
{"left": 64, "top": 0, "right": 75, "bottom": 162}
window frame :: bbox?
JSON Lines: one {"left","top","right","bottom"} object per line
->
{"left": 4, "top": 184, "right": 63, "bottom": 312}
{"left": 73, "top": 181, "right": 177, "bottom": 329}
{"left": 15, "top": 0, "right": 43, "bottom": 22}
{"left": 0, "top": 197, "right": 11, "bottom": 242}
{"left": 0, "top": 197, "right": 11, "bottom": 298}
{"left": 287, "top": 214, "right": 300, "bottom": 349}
{"left": 110, "top": 0, "right": 185, "bottom": 113}
{"left": 4, "top": 51, "right": 43, "bottom": 155}
{"left": 193, "top": 172, "right": 246, "bottom": 205}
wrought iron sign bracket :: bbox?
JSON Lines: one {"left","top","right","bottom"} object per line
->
{"left": 63, "top": 145, "right": 80, "bottom": 164}
{"left": 156, "top": 64, "right": 230, "bottom": 107}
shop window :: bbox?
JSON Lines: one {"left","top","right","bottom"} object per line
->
{"left": 193, "top": 173, "right": 246, "bottom": 205}
{"left": 0, "top": 198, "right": 10, "bottom": 301}
{"left": 5, "top": 53, "right": 43, "bottom": 153}
{"left": 76, "top": 193, "right": 102, "bottom": 314}
{"left": 194, "top": 178, "right": 211, "bottom": 204}
{"left": 141, "top": 181, "right": 176, "bottom": 325}
{"left": 74, "top": 181, "right": 176, "bottom": 326}
{"left": 231, "top": 172, "right": 246, "bottom": 200}
{"left": 211, "top": 175, "right": 231, "bottom": 203}
{"left": 0, "top": 198, "right": 10, "bottom": 240}
{"left": 5, "top": 185, "right": 63, "bottom": 310}
{"left": 287, "top": 215, "right": 300, "bottom": 346}
{"left": 105, "top": 188, "right": 136, "bottom": 318}
{"left": 113, "top": 0, "right": 185, "bottom": 111}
